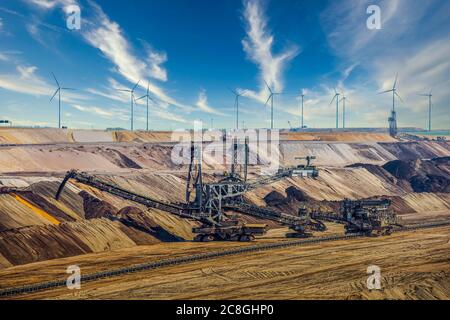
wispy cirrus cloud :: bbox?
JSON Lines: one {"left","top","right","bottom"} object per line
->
{"left": 318, "top": 0, "right": 450, "bottom": 128}
{"left": 0, "top": 64, "right": 85, "bottom": 103}
{"left": 23, "top": 0, "right": 192, "bottom": 121}
{"left": 71, "top": 104, "right": 117, "bottom": 118}
{"left": 0, "top": 53, "right": 9, "bottom": 62}
{"left": 195, "top": 89, "right": 225, "bottom": 116}
{"left": 146, "top": 47, "right": 168, "bottom": 82}
{"left": 241, "top": 0, "right": 299, "bottom": 103}
{"left": 81, "top": 1, "right": 191, "bottom": 112}
{"left": 24, "top": 0, "right": 77, "bottom": 10}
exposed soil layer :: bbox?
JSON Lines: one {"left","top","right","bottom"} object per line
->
{"left": 0, "top": 128, "right": 397, "bottom": 145}
{"left": 118, "top": 207, "right": 184, "bottom": 242}
{"left": 2, "top": 226, "right": 448, "bottom": 300}
{"left": 383, "top": 158, "right": 450, "bottom": 193}
{"left": 80, "top": 191, "right": 118, "bottom": 219}
{"left": 380, "top": 142, "right": 450, "bottom": 161}
{"left": 263, "top": 187, "right": 310, "bottom": 215}
{"left": 0, "top": 136, "right": 448, "bottom": 272}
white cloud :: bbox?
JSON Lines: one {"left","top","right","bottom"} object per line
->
{"left": 0, "top": 18, "right": 3, "bottom": 31}
{"left": 71, "top": 104, "right": 116, "bottom": 118}
{"left": 319, "top": 0, "right": 450, "bottom": 129}
{"left": 82, "top": 2, "right": 190, "bottom": 111}
{"left": 195, "top": 89, "right": 225, "bottom": 116}
{"left": 241, "top": 0, "right": 299, "bottom": 103}
{"left": 147, "top": 48, "right": 168, "bottom": 82}
{"left": 0, "top": 64, "right": 85, "bottom": 103}
{"left": 153, "top": 109, "right": 187, "bottom": 123}
{"left": 17, "top": 65, "right": 38, "bottom": 79}
{"left": 25, "top": 0, "right": 77, "bottom": 10}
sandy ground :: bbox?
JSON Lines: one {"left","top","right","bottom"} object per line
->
{"left": 0, "top": 128, "right": 398, "bottom": 145}
{"left": 2, "top": 225, "right": 448, "bottom": 300}
{"left": 0, "top": 129, "right": 448, "bottom": 300}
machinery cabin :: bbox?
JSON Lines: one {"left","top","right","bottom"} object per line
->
{"left": 312, "top": 199, "right": 400, "bottom": 237}
{"left": 292, "top": 156, "right": 319, "bottom": 178}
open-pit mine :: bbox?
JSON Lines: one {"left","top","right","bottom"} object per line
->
{"left": 0, "top": 128, "right": 449, "bottom": 300}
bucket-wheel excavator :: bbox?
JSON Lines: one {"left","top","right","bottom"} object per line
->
{"left": 55, "top": 139, "right": 326, "bottom": 241}
{"left": 311, "top": 199, "right": 401, "bottom": 237}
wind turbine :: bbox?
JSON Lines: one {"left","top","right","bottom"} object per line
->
{"left": 418, "top": 90, "right": 433, "bottom": 132}
{"left": 379, "top": 74, "right": 403, "bottom": 112}
{"left": 339, "top": 91, "right": 348, "bottom": 129}
{"left": 379, "top": 74, "right": 403, "bottom": 137}
{"left": 299, "top": 89, "right": 306, "bottom": 129}
{"left": 118, "top": 80, "right": 140, "bottom": 131}
{"left": 264, "top": 80, "right": 282, "bottom": 130}
{"left": 50, "top": 73, "right": 76, "bottom": 129}
{"left": 229, "top": 88, "right": 247, "bottom": 130}
{"left": 330, "top": 88, "right": 340, "bottom": 129}
{"left": 136, "top": 83, "right": 156, "bottom": 131}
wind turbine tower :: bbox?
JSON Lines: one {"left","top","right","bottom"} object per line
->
{"left": 50, "top": 73, "right": 76, "bottom": 129}
{"left": 299, "top": 90, "right": 305, "bottom": 129}
{"left": 340, "top": 92, "right": 348, "bottom": 129}
{"left": 119, "top": 80, "right": 141, "bottom": 131}
{"left": 418, "top": 91, "right": 433, "bottom": 132}
{"left": 136, "top": 83, "right": 156, "bottom": 131}
{"left": 264, "top": 80, "right": 282, "bottom": 130}
{"left": 229, "top": 88, "right": 246, "bottom": 130}
{"left": 330, "top": 89, "right": 340, "bottom": 129}
{"left": 379, "top": 74, "right": 403, "bottom": 137}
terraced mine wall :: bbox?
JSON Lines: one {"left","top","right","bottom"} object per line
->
{"left": 0, "top": 140, "right": 448, "bottom": 173}
{"left": 0, "top": 135, "right": 448, "bottom": 269}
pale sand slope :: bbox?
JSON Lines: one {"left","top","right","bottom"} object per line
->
{"left": 0, "top": 128, "right": 397, "bottom": 145}
{"left": 0, "top": 141, "right": 448, "bottom": 173}
{"left": 3, "top": 226, "right": 448, "bottom": 300}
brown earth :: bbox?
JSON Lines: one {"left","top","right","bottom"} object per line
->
{"left": 1, "top": 225, "right": 448, "bottom": 300}
{"left": 0, "top": 128, "right": 397, "bottom": 145}
{"left": 0, "top": 130, "right": 448, "bottom": 300}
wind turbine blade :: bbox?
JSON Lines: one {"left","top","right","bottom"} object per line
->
{"left": 118, "top": 89, "right": 131, "bottom": 93}
{"left": 50, "top": 89, "right": 60, "bottom": 102}
{"left": 228, "top": 87, "right": 237, "bottom": 96}
{"left": 51, "top": 72, "right": 60, "bottom": 88}
{"left": 147, "top": 83, "right": 150, "bottom": 96}
{"left": 395, "top": 91, "right": 404, "bottom": 103}
{"left": 61, "top": 87, "right": 76, "bottom": 91}
{"left": 329, "top": 94, "right": 336, "bottom": 106}
{"left": 264, "top": 94, "right": 272, "bottom": 107}
{"left": 393, "top": 73, "right": 398, "bottom": 89}
{"left": 136, "top": 95, "right": 147, "bottom": 101}
{"left": 378, "top": 89, "right": 394, "bottom": 94}
{"left": 239, "top": 89, "right": 249, "bottom": 97}
{"left": 132, "top": 80, "right": 141, "bottom": 92}
{"left": 264, "top": 80, "right": 273, "bottom": 94}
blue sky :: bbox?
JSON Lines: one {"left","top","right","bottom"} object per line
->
{"left": 0, "top": 0, "right": 449, "bottom": 130}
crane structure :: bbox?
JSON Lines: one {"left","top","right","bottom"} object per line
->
{"left": 292, "top": 156, "right": 319, "bottom": 178}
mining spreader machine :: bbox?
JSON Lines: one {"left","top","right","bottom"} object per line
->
{"left": 186, "top": 138, "right": 328, "bottom": 241}
{"left": 55, "top": 139, "right": 326, "bottom": 242}
{"left": 185, "top": 138, "right": 269, "bottom": 242}
{"left": 311, "top": 199, "right": 401, "bottom": 236}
